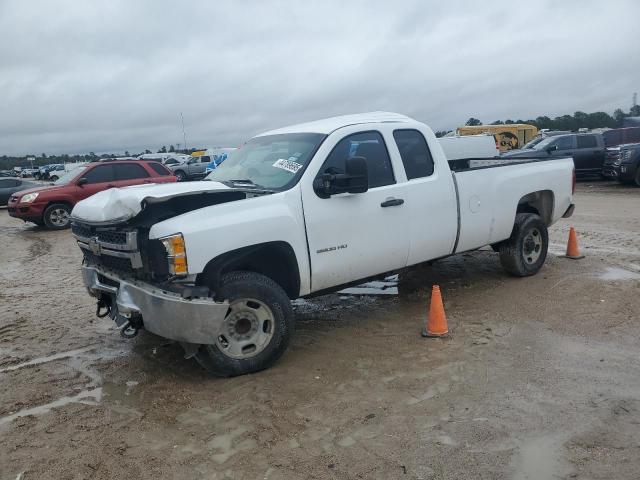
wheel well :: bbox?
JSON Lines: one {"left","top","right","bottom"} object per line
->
{"left": 44, "top": 200, "right": 73, "bottom": 212}
{"left": 197, "top": 241, "right": 301, "bottom": 299}
{"left": 516, "top": 190, "right": 554, "bottom": 225}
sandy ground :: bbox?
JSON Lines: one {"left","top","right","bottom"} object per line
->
{"left": 1, "top": 181, "right": 639, "bottom": 480}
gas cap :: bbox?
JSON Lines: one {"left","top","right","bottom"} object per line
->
{"left": 469, "top": 195, "right": 481, "bottom": 213}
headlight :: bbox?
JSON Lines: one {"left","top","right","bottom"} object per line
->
{"left": 20, "top": 192, "right": 39, "bottom": 203}
{"left": 160, "top": 233, "right": 188, "bottom": 275}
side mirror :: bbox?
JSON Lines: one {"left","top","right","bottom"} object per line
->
{"left": 77, "top": 177, "right": 88, "bottom": 187}
{"left": 546, "top": 145, "right": 558, "bottom": 154}
{"left": 314, "top": 156, "right": 369, "bottom": 198}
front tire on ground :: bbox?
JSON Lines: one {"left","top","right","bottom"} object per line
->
{"left": 498, "top": 213, "right": 548, "bottom": 277}
{"left": 195, "top": 271, "right": 295, "bottom": 377}
{"left": 43, "top": 203, "right": 72, "bottom": 230}
{"left": 175, "top": 170, "right": 187, "bottom": 182}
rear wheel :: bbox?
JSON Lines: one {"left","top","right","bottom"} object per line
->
{"left": 499, "top": 213, "right": 548, "bottom": 277}
{"left": 195, "top": 271, "right": 294, "bottom": 377}
{"left": 43, "top": 203, "right": 71, "bottom": 230}
{"left": 635, "top": 168, "right": 640, "bottom": 187}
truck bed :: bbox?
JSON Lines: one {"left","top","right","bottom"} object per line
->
{"left": 447, "top": 156, "right": 574, "bottom": 253}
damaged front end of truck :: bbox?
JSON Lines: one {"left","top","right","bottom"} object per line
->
{"left": 70, "top": 182, "right": 269, "bottom": 357}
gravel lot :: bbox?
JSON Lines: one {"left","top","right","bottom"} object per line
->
{"left": 1, "top": 181, "right": 639, "bottom": 479}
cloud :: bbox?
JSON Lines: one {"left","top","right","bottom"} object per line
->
{"left": 1, "top": 0, "right": 638, "bottom": 155}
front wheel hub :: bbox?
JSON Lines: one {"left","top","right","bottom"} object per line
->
{"left": 216, "top": 298, "right": 275, "bottom": 359}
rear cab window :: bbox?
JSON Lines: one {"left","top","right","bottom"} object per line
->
{"left": 393, "top": 129, "right": 434, "bottom": 179}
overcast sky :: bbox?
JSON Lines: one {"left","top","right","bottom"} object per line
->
{"left": 1, "top": 0, "right": 638, "bottom": 156}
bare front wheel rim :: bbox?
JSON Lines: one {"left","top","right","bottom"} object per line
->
{"left": 216, "top": 298, "right": 275, "bottom": 359}
{"left": 523, "top": 227, "right": 542, "bottom": 264}
{"left": 50, "top": 208, "right": 70, "bottom": 227}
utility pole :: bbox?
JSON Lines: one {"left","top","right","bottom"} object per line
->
{"left": 180, "top": 113, "right": 188, "bottom": 151}
{"left": 633, "top": 92, "right": 638, "bottom": 108}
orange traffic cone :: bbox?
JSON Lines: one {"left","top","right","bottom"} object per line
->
{"left": 565, "top": 227, "right": 584, "bottom": 259}
{"left": 422, "top": 285, "right": 449, "bottom": 337}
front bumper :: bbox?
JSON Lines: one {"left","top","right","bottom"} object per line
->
{"left": 7, "top": 200, "right": 46, "bottom": 221}
{"left": 82, "top": 265, "right": 229, "bottom": 344}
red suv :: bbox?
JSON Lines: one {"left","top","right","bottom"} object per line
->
{"left": 8, "top": 160, "right": 176, "bottom": 229}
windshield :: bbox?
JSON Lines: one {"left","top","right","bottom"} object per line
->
{"left": 53, "top": 166, "right": 88, "bottom": 185}
{"left": 523, "top": 136, "right": 544, "bottom": 149}
{"left": 531, "top": 137, "right": 556, "bottom": 150}
{"left": 205, "top": 133, "right": 326, "bottom": 189}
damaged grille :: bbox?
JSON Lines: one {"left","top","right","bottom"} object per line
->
{"left": 82, "top": 250, "right": 135, "bottom": 276}
{"left": 71, "top": 222, "right": 136, "bottom": 248}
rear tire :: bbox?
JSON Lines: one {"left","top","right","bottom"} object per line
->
{"left": 499, "top": 213, "right": 548, "bottom": 277}
{"left": 195, "top": 271, "right": 294, "bottom": 377}
{"left": 635, "top": 168, "right": 640, "bottom": 187}
{"left": 43, "top": 203, "right": 72, "bottom": 230}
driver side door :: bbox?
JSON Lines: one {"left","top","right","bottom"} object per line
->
{"left": 301, "top": 129, "right": 409, "bottom": 292}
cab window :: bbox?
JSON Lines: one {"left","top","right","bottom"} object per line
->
{"left": 83, "top": 165, "right": 114, "bottom": 184}
{"left": 577, "top": 135, "right": 598, "bottom": 149}
{"left": 114, "top": 163, "right": 150, "bottom": 180}
{"left": 393, "top": 129, "right": 434, "bottom": 179}
{"left": 320, "top": 131, "right": 394, "bottom": 188}
{"left": 552, "top": 136, "right": 574, "bottom": 150}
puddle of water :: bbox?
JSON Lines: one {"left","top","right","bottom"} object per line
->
{"left": 598, "top": 267, "right": 640, "bottom": 281}
{"left": 512, "top": 434, "right": 571, "bottom": 480}
{"left": 0, "top": 346, "right": 98, "bottom": 373}
{"left": 0, "top": 388, "right": 102, "bottom": 426}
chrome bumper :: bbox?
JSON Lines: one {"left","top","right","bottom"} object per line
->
{"left": 82, "top": 265, "right": 229, "bottom": 344}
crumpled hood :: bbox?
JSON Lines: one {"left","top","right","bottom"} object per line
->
{"left": 71, "top": 181, "right": 232, "bottom": 224}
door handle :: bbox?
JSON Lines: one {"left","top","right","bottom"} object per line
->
{"left": 380, "top": 198, "right": 404, "bottom": 207}
{"left": 107, "top": 184, "right": 115, "bottom": 188}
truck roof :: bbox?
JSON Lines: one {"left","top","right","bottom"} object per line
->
{"left": 258, "top": 112, "right": 413, "bottom": 136}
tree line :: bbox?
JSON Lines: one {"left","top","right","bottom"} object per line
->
{"left": 434, "top": 105, "right": 640, "bottom": 138}
{"left": 3, "top": 105, "right": 640, "bottom": 170}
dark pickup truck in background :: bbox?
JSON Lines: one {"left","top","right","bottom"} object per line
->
{"left": 602, "top": 143, "right": 640, "bottom": 186}
{"left": 502, "top": 133, "right": 605, "bottom": 177}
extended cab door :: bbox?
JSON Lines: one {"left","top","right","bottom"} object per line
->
{"left": 573, "top": 134, "right": 604, "bottom": 175}
{"left": 301, "top": 128, "right": 410, "bottom": 291}
{"left": 388, "top": 128, "right": 458, "bottom": 265}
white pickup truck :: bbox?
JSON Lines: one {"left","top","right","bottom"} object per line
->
{"left": 71, "top": 112, "right": 575, "bottom": 376}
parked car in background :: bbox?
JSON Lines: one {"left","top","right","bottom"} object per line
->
{"left": 1, "top": 170, "right": 18, "bottom": 177}
{"left": 602, "top": 143, "right": 640, "bottom": 185}
{"left": 70, "top": 112, "right": 575, "bottom": 376}
{"left": 0, "top": 178, "right": 39, "bottom": 205}
{"left": 21, "top": 168, "right": 39, "bottom": 178}
{"left": 438, "top": 134, "right": 498, "bottom": 160}
{"left": 204, "top": 150, "right": 236, "bottom": 174}
{"left": 44, "top": 164, "right": 66, "bottom": 181}
{"left": 502, "top": 133, "right": 605, "bottom": 177}
{"left": 8, "top": 160, "right": 176, "bottom": 229}
{"left": 602, "top": 126, "right": 640, "bottom": 148}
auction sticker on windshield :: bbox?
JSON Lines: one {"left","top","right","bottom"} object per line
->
{"left": 272, "top": 158, "right": 303, "bottom": 174}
